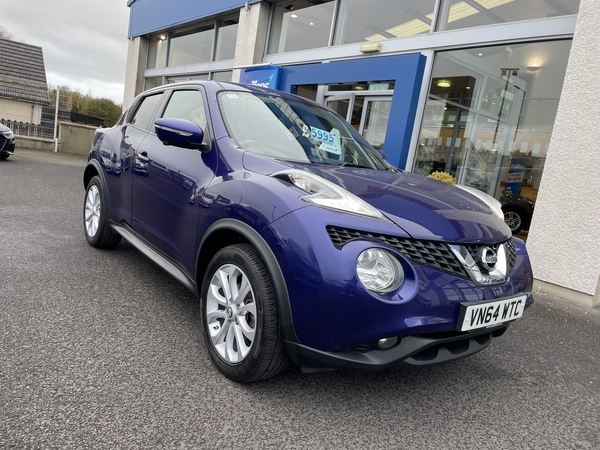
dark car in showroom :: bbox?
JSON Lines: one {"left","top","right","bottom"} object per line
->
{"left": 0, "top": 123, "right": 15, "bottom": 160}
{"left": 82, "top": 81, "right": 534, "bottom": 382}
{"left": 500, "top": 190, "right": 535, "bottom": 234}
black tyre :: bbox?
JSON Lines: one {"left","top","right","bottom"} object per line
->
{"left": 83, "top": 176, "right": 121, "bottom": 248}
{"left": 201, "top": 244, "right": 290, "bottom": 382}
{"left": 0, "top": 154, "right": 9, "bottom": 160}
{"left": 503, "top": 206, "right": 524, "bottom": 234}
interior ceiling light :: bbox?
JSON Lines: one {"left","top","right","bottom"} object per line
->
{"left": 364, "top": 0, "right": 513, "bottom": 42}
{"left": 527, "top": 66, "right": 541, "bottom": 72}
{"left": 437, "top": 79, "right": 452, "bottom": 88}
{"left": 159, "top": 35, "right": 167, "bottom": 41}
{"left": 291, "top": 14, "right": 298, "bottom": 18}
{"left": 447, "top": 0, "right": 515, "bottom": 24}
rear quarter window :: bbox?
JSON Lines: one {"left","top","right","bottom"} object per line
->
{"left": 129, "top": 93, "right": 164, "bottom": 132}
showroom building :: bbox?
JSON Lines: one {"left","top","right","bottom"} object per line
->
{"left": 124, "top": 0, "right": 600, "bottom": 307}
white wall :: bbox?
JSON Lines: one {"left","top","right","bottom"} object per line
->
{"left": 232, "top": 2, "right": 270, "bottom": 82}
{"left": 123, "top": 37, "right": 147, "bottom": 111}
{"left": 0, "top": 98, "right": 42, "bottom": 123}
{"left": 526, "top": 0, "right": 600, "bottom": 307}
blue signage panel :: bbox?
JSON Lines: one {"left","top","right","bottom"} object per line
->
{"left": 239, "top": 66, "right": 281, "bottom": 90}
{"left": 505, "top": 158, "right": 529, "bottom": 195}
{"left": 278, "top": 54, "right": 426, "bottom": 170}
{"left": 127, "top": 0, "right": 261, "bottom": 37}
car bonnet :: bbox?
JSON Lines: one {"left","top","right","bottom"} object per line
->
{"left": 243, "top": 153, "right": 511, "bottom": 244}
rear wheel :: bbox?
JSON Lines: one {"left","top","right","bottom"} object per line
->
{"left": 201, "top": 244, "right": 289, "bottom": 382}
{"left": 83, "top": 176, "right": 121, "bottom": 248}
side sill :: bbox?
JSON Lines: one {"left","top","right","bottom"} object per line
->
{"left": 111, "top": 223, "right": 197, "bottom": 295}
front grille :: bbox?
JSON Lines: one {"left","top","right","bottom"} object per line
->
{"left": 326, "top": 225, "right": 468, "bottom": 279}
{"left": 464, "top": 237, "right": 517, "bottom": 275}
{"left": 505, "top": 238, "right": 517, "bottom": 273}
{"left": 326, "top": 225, "right": 517, "bottom": 281}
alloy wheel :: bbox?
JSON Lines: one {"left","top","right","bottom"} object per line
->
{"left": 206, "top": 263, "right": 257, "bottom": 364}
{"left": 85, "top": 185, "right": 101, "bottom": 237}
{"left": 504, "top": 211, "right": 522, "bottom": 232}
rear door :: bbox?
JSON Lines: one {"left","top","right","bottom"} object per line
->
{"left": 131, "top": 87, "right": 218, "bottom": 275}
{"left": 110, "top": 91, "right": 165, "bottom": 224}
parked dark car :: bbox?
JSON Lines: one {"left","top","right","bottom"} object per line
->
{"left": 83, "top": 81, "right": 534, "bottom": 382}
{"left": 0, "top": 123, "right": 15, "bottom": 160}
{"left": 500, "top": 190, "right": 535, "bottom": 234}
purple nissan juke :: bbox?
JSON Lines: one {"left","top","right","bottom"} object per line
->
{"left": 83, "top": 81, "right": 533, "bottom": 382}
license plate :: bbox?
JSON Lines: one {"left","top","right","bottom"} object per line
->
{"left": 458, "top": 295, "right": 527, "bottom": 332}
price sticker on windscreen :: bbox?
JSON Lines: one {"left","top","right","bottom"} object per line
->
{"left": 310, "top": 126, "right": 342, "bottom": 155}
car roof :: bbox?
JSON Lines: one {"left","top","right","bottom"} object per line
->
{"left": 138, "top": 80, "right": 317, "bottom": 108}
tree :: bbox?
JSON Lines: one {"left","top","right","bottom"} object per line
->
{"left": 0, "top": 26, "right": 12, "bottom": 40}
{"left": 48, "top": 85, "right": 122, "bottom": 127}
{"left": 82, "top": 98, "right": 122, "bottom": 127}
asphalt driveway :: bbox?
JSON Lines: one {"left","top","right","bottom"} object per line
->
{"left": 1, "top": 149, "right": 599, "bottom": 449}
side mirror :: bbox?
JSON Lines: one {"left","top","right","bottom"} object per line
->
{"left": 154, "top": 118, "right": 207, "bottom": 151}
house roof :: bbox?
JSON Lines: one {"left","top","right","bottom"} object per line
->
{"left": 0, "top": 39, "right": 50, "bottom": 105}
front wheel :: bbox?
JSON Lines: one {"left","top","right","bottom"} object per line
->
{"left": 503, "top": 206, "right": 524, "bottom": 234}
{"left": 0, "top": 154, "right": 9, "bottom": 160}
{"left": 201, "top": 244, "right": 289, "bottom": 382}
{"left": 83, "top": 176, "right": 121, "bottom": 248}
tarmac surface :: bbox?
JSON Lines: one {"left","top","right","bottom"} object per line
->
{"left": 1, "top": 149, "right": 599, "bottom": 449}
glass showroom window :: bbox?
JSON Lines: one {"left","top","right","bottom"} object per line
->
{"left": 268, "top": 0, "right": 335, "bottom": 54}
{"left": 169, "top": 25, "right": 215, "bottom": 67}
{"left": 334, "top": 0, "right": 437, "bottom": 45}
{"left": 438, "top": 0, "right": 580, "bottom": 32}
{"left": 413, "top": 40, "right": 572, "bottom": 202}
{"left": 147, "top": 34, "right": 168, "bottom": 69}
{"left": 215, "top": 18, "right": 239, "bottom": 61}
{"left": 145, "top": 77, "right": 164, "bottom": 90}
{"left": 211, "top": 71, "right": 233, "bottom": 82}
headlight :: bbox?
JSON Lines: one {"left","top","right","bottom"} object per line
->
{"left": 272, "top": 169, "right": 390, "bottom": 222}
{"left": 455, "top": 184, "right": 504, "bottom": 220}
{"left": 356, "top": 249, "right": 404, "bottom": 293}
{"left": 2, "top": 130, "right": 14, "bottom": 139}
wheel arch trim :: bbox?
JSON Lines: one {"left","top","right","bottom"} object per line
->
{"left": 83, "top": 159, "right": 106, "bottom": 189}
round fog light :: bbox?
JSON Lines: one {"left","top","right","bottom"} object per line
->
{"left": 377, "top": 337, "right": 399, "bottom": 349}
{"left": 356, "top": 248, "right": 404, "bottom": 293}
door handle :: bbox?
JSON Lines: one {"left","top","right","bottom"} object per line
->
{"left": 137, "top": 151, "right": 149, "bottom": 162}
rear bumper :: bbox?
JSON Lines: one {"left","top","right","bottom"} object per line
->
{"left": 285, "top": 324, "right": 509, "bottom": 372}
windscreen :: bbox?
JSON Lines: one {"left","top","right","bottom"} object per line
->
{"left": 218, "top": 91, "right": 389, "bottom": 170}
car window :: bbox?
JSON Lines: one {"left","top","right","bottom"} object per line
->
{"left": 129, "top": 93, "right": 163, "bottom": 131}
{"left": 162, "top": 89, "right": 209, "bottom": 143}
{"left": 162, "top": 90, "right": 207, "bottom": 128}
{"left": 218, "top": 91, "right": 388, "bottom": 170}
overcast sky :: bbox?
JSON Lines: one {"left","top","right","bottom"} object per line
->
{"left": 3, "top": 0, "right": 130, "bottom": 105}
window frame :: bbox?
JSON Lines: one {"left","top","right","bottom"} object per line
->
{"left": 157, "top": 87, "right": 213, "bottom": 146}
{"left": 127, "top": 92, "right": 166, "bottom": 133}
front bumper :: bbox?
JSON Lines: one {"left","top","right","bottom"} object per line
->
{"left": 0, "top": 137, "right": 15, "bottom": 155}
{"left": 266, "top": 207, "right": 534, "bottom": 361}
{"left": 286, "top": 324, "right": 510, "bottom": 371}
